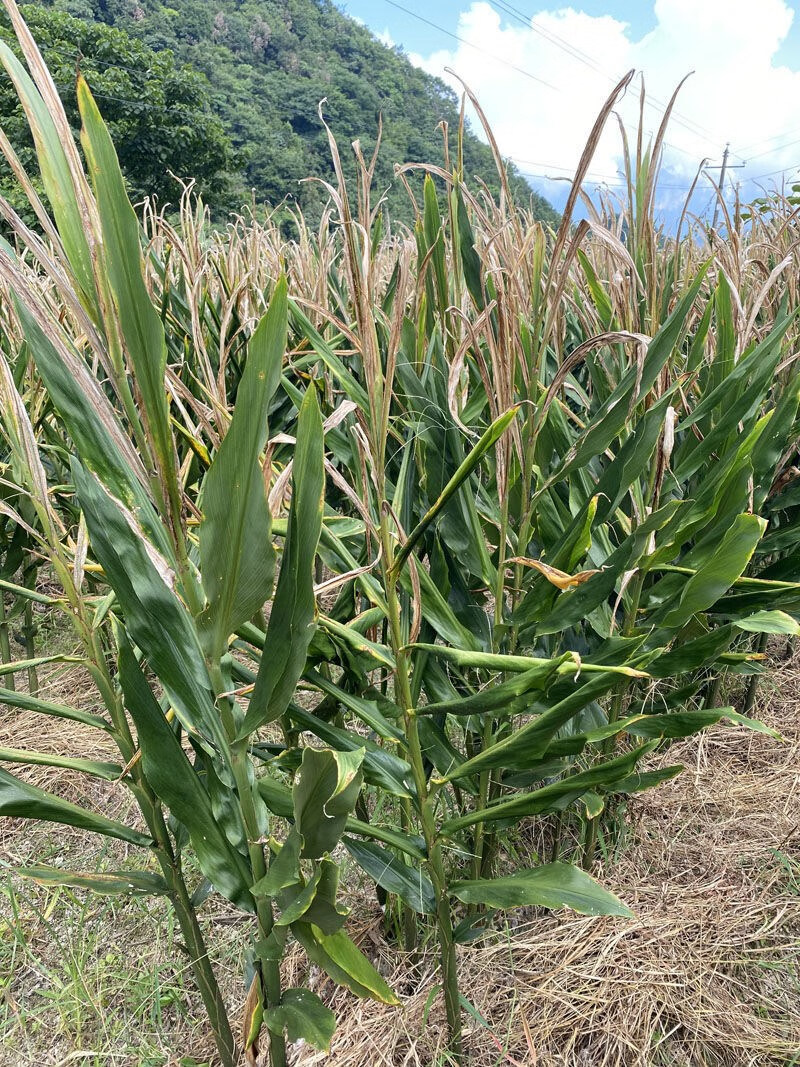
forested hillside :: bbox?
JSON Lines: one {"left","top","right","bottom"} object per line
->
{"left": 0, "top": 0, "right": 558, "bottom": 224}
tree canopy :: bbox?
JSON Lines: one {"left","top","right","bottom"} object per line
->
{"left": 0, "top": 4, "right": 235, "bottom": 210}
{"left": 1, "top": 0, "right": 558, "bottom": 226}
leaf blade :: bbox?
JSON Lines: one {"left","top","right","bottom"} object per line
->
{"left": 200, "top": 280, "right": 287, "bottom": 656}
{"left": 0, "top": 766, "right": 151, "bottom": 847}
{"left": 451, "top": 862, "right": 633, "bottom": 917}
{"left": 240, "top": 384, "right": 324, "bottom": 734}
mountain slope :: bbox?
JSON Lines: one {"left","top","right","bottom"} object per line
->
{"left": 11, "top": 0, "right": 558, "bottom": 225}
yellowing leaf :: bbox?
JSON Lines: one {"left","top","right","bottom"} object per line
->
{"left": 509, "top": 557, "right": 600, "bottom": 589}
{"left": 242, "top": 973, "right": 263, "bottom": 1062}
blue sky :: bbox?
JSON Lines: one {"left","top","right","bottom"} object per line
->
{"left": 338, "top": 1, "right": 800, "bottom": 220}
{"left": 342, "top": 1, "right": 658, "bottom": 53}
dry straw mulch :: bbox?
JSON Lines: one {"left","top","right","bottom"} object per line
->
{"left": 285, "top": 663, "right": 800, "bottom": 1067}
{"left": 1, "top": 656, "right": 799, "bottom": 1066}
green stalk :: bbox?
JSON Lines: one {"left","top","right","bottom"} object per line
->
{"left": 549, "top": 810, "right": 564, "bottom": 863}
{"left": 229, "top": 737, "right": 285, "bottom": 1067}
{"left": 211, "top": 645, "right": 285, "bottom": 1067}
{"left": 582, "top": 814, "right": 598, "bottom": 870}
{"left": 469, "top": 716, "right": 494, "bottom": 891}
{"left": 380, "top": 522, "right": 462, "bottom": 1058}
{"left": 399, "top": 795, "right": 419, "bottom": 952}
{"left": 479, "top": 809, "right": 500, "bottom": 881}
{"left": 470, "top": 423, "right": 514, "bottom": 894}
{"left": 23, "top": 599, "right": 38, "bottom": 696}
{"left": 603, "top": 498, "right": 648, "bottom": 755}
{"left": 93, "top": 628, "right": 236, "bottom": 1066}
{"left": 509, "top": 371, "right": 547, "bottom": 641}
{"left": 428, "top": 833, "right": 461, "bottom": 1057}
{"left": 145, "top": 797, "right": 237, "bottom": 1067}
{"left": 0, "top": 368, "right": 236, "bottom": 1061}
{"left": 74, "top": 590, "right": 234, "bottom": 1065}
{"left": 0, "top": 591, "right": 15, "bottom": 692}
{"left": 494, "top": 459, "right": 511, "bottom": 639}
{"left": 742, "top": 632, "right": 769, "bottom": 716}
{"left": 704, "top": 671, "right": 723, "bottom": 710}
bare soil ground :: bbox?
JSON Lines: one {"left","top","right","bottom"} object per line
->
{"left": 1, "top": 645, "right": 798, "bottom": 1067}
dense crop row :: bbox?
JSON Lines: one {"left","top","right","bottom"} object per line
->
{"left": 0, "top": 3, "right": 799, "bottom": 1063}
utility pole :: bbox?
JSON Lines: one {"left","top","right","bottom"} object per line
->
{"left": 712, "top": 144, "right": 729, "bottom": 230}
{"left": 704, "top": 144, "right": 745, "bottom": 230}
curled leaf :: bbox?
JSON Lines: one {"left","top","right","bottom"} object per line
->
{"left": 509, "top": 557, "right": 600, "bottom": 590}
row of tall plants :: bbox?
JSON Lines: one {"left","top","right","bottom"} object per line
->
{"left": 1, "top": 4, "right": 799, "bottom": 1062}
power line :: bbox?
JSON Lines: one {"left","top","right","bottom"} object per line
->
{"left": 378, "top": 0, "right": 722, "bottom": 199}
{"left": 492, "top": 0, "right": 609, "bottom": 77}
{"left": 737, "top": 123, "right": 800, "bottom": 156}
{"left": 381, "top": 0, "right": 557, "bottom": 90}
{"left": 485, "top": 0, "right": 734, "bottom": 155}
{"left": 45, "top": 44, "right": 175, "bottom": 81}
{"left": 742, "top": 162, "right": 800, "bottom": 184}
{"left": 52, "top": 82, "right": 209, "bottom": 119}
{"left": 495, "top": 2, "right": 796, "bottom": 169}
{"left": 51, "top": 4, "right": 778, "bottom": 199}
{"left": 704, "top": 145, "right": 745, "bottom": 229}
{"left": 661, "top": 139, "right": 709, "bottom": 162}
{"left": 698, "top": 189, "right": 717, "bottom": 218}
{"left": 42, "top": 46, "right": 212, "bottom": 119}
{"left": 513, "top": 162, "right": 701, "bottom": 192}
{"left": 742, "top": 134, "right": 800, "bottom": 163}
{"left": 381, "top": 0, "right": 721, "bottom": 182}
{"left": 485, "top": 0, "right": 715, "bottom": 167}
{"left": 513, "top": 158, "right": 702, "bottom": 190}
{"left": 510, "top": 155, "right": 624, "bottom": 181}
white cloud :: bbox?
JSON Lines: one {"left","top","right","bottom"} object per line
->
{"left": 408, "top": 1, "right": 800, "bottom": 210}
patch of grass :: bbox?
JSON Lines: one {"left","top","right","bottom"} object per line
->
{"left": 767, "top": 850, "right": 800, "bottom": 896}
{"left": 0, "top": 870, "right": 243, "bottom": 1065}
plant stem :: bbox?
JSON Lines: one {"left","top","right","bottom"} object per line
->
{"left": 96, "top": 635, "right": 237, "bottom": 1066}
{"left": 704, "top": 671, "right": 723, "bottom": 710}
{"left": 603, "top": 569, "right": 646, "bottom": 759}
{"left": 0, "top": 591, "right": 15, "bottom": 692}
{"left": 549, "top": 810, "right": 564, "bottom": 863}
{"left": 230, "top": 739, "right": 286, "bottom": 1067}
{"left": 399, "top": 797, "right": 418, "bottom": 952}
{"left": 742, "top": 632, "right": 769, "bottom": 716}
{"left": 23, "top": 599, "right": 38, "bottom": 696}
{"left": 479, "top": 825, "right": 498, "bottom": 881}
{"left": 469, "top": 717, "right": 493, "bottom": 890}
{"left": 429, "top": 838, "right": 462, "bottom": 1057}
{"left": 582, "top": 815, "right": 598, "bottom": 870}
{"left": 150, "top": 806, "right": 238, "bottom": 1067}
{"left": 380, "top": 519, "right": 462, "bottom": 1058}
{"left": 4, "top": 420, "right": 237, "bottom": 1063}
{"left": 407, "top": 729, "right": 462, "bottom": 1051}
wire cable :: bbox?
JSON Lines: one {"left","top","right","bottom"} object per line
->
{"left": 486, "top": 0, "right": 733, "bottom": 153}
{"left": 741, "top": 135, "right": 800, "bottom": 163}
{"left": 381, "top": 0, "right": 557, "bottom": 90}
{"left": 743, "top": 162, "right": 800, "bottom": 183}
{"left": 737, "top": 124, "right": 800, "bottom": 156}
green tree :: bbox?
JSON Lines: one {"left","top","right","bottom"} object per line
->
{"left": 0, "top": 5, "right": 235, "bottom": 210}
{"left": 31, "top": 0, "right": 559, "bottom": 227}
